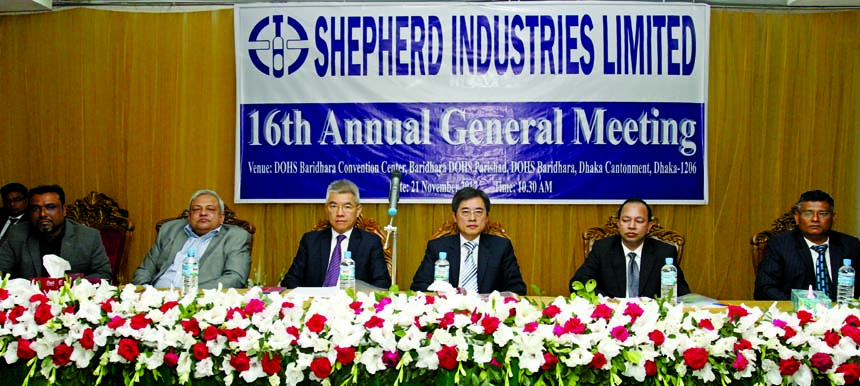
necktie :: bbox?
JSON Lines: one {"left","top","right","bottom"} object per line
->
{"left": 0, "top": 217, "right": 17, "bottom": 239}
{"left": 812, "top": 244, "right": 831, "bottom": 298}
{"left": 627, "top": 252, "right": 639, "bottom": 297}
{"left": 461, "top": 241, "right": 478, "bottom": 293}
{"left": 323, "top": 234, "right": 346, "bottom": 287}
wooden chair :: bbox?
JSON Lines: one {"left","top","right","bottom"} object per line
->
{"left": 430, "top": 219, "right": 511, "bottom": 240}
{"left": 581, "top": 215, "right": 685, "bottom": 264}
{"left": 313, "top": 215, "right": 392, "bottom": 275}
{"left": 155, "top": 205, "right": 257, "bottom": 253}
{"left": 751, "top": 207, "right": 797, "bottom": 273}
{"left": 65, "top": 192, "right": 134, "bottom": 284}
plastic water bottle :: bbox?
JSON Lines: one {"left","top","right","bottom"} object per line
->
{"left": 339, "top": 251, "right": 355, "bottom": 292}
{"left": 181, "top": 249, "right": 198, "bottom": 296}
{"left": 434, "top": 252, "right": 449, "bottom": 283}
{"left": 660, "top": 257, "right": 678, "bottom": 304}
{"left": 837, "top": 259, "right": 855, "bottom": 306}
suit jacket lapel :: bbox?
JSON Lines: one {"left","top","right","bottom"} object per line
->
{"left": 639, "top": 239, "right": 658, "bottom": 294}
{"left": 447, "top": 236, "right": 462, "bottom": 287}
{"left": 477, "top": 237, "right": 491, "bottom": 291}
{"left": 793, "top": 231, "right": 817, "bottom": 280}
{"left": 316, "top": 231, "right": 334, "bottom": 281}
{"left": 26, "top": 228, "right": 42, "bottom": 276}
{"left": 610, "top": 240, "right": 628, "bottom": 297}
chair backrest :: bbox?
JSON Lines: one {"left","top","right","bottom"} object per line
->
{"left": 581, "top": 215, "right": 686, "bottom": 264}
{"left": 751, "top": 207, "right": 797, "bottom": 273}
{"left": 313, "top": 215, "right": 392, "bottom": 275}
{"left": 65, "top": 192, "right": 134, "bottom": 284}
{"left": 430, "top": 219, "right": 511, "bottom": 240}
{"left": 155, "top": 205, "right": 256, "bottom": 252}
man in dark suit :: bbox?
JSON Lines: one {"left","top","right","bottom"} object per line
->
{"left": 570, "top": 198, "right": 691, "bottom": 298}
{"left": 754, "top": 190, "right": 860, "bottom": 301}
{"left": 0, "top": 183, "right": 28, "bottom": 244}
{"left": 133, "top": 189, "right": 251, "bottom": 289}
{"left": 0, "top": 184, "right": 112, "bottom": 280}
{"left": 410, "top": 187, "right": 527, "bottom": 295}
{"left": 281, "top": 179, "right": 391, "bottom": 289}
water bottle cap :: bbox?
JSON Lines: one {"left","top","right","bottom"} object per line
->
{"left": 344, "top": 251, "right": 352, "bottom": 258}
{"left": 845, "top": 259, "right": 852, "bottom": 266}
{"left": 388, "top": 208, "right": 398, "bottom": 216}
{"left": 187, "top": 249, "right": 196, "bottom": 257}
{"left": 665, "top": 257, "right": 673, "bottom": 265}
{"left": 439, "top": 252, "right": 447, "bottom": 260}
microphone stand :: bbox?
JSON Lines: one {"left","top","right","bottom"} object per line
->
{"left": 384, "top": 217, "right": 398, "bottom": 285}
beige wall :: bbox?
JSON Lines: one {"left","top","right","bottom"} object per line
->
{"left": 0, "top": 8, "right": 858, "bottom": 298}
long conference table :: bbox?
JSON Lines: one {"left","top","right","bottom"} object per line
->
{"left": 0, "top": 280, "right": 857, "bottom": 386}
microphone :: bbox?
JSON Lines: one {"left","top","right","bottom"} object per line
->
{"left": 387, "top": 170, "right": 402, "bottom": 217}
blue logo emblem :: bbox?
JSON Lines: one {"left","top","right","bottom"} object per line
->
{"left": 247, "top": 15, "right": 309, "bottom": 77}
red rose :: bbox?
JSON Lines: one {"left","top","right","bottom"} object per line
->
{"left": 374, "top": 297, "right": 392, "bottom": 313}
{"left": 697, "top": 319, "right": 714, "bottom": 331}
{"left": 732, "top": 353, "right": 748, "bottom": 371}
{"left": 438, "top": 312, "right": 455, "bottom": 329}
{"left": 80, "top": 328, "right": 94, "bottom": 350}
{"left": 382, "top": 350, "right": 400, "bottom": 368}
{"left": 34, "top": 303, "right": 53, "bottom": 325}
{"left": 782, "top": 326, "right": 797, "bottom": 339}
{"left": 810, "top": 352, "right": 833, "bottom": 372}
{"left": 733, "top": 339, "right": 752, "bottom": 353}
{"left": 203, "top": 325, "right": 221, "bottom": 341}
{"left": 590, "top": 352, "right": 607, "bottom": 369}
{"left": 306, "top": 314, "right": 327, "bottom": 334}
{"left": 107, "top": 315, "right": 126, "bottom": 329}
{"left": 286, "top": 326, "right": 299, "bottom": 344}
{"left": 825, "top": 330, "right": 842, "bottom": 347}
{"left": 523, "top": 322, "right": 538, "bottom": 333}
{"left": 845, "top": 315, "right": 860, "bottom": 327}
{"left": 9, "top": 305, "right": 25, "bottom": 324}
{"left": 0, "top": 288, "right": 8, "bottom": 300}
{"left": 261, "top": 352, "right": 281, "bottom": 375}
{"left": 244, "top": 299, "right": 265, "bottom": 315}
{"left": 29, "top": 293, "right": 49, "bottom": 304}
{"left": 563, "top": 317, "right": 586, "bottom": 334}
{"left": 683, "top": 348, "right": 708, "bottom": 370}
{"left": 779, "top": 358, "right": 800, "bottom": 376}
{"left": 611, "top": 326, "right": 629, "bottom": 342}
{"left": 181, "top": 318, "right": 200, "bottom": 336}
{"left": 591, "top": 304, "right": 613, "bottom": 321}
{"left": 164, "top": 350, "right": 179, "bottom": 367}
{"left": 62, "top": 305, "right": 76, "bottom": 315}
{"left": 796, "top": 310, "right": 814, "bottom": 326}
{"left": 335, "top": 347, "right": 356, "bottom": 365}
{"left": 481, "top": 316, "right": 500, "bottom": 335}
{"left": 117, "top": 338, "right": 140, "bottom": 362}
{"left": 623, "top": 302, "right": 644, "bottom": 323}
{"left": 310, "top": 357, "right": 332, "bottom": 379}
{"left": 727, "top": 305, "right": 749, "bottom": 322}
{"left": 0, "top": 310, "right": 7, "bottom": 324}
{"left": 348, "top": 301, "right": 363, "bottom": 315}
{"left": 470, "top": 312, "right": 483, "bottom": 324}
{"left": 100, "top": 299, "right": 114, "bottom": 313}
{"left": 541, "top": 352, "right": 558, "bottom": 371}
{"left": 52, "top": 343, "right": 72, "bottom": 366}
{"left": 364, "top": 316, "right": 385, "bottom": 329}
{"left": 648, "top": 330, "right": 665, "bottom": 346}
{"left": 17, "top": 338, "right": 35, "bottom": 360}
{"left": 193, "top": 342, "right": 209, "bottom": 360}
{"left": 542, "top": 305, "right": 561, "bottom": 318}
{"left": 424, "top": 296, "right": 435, "bottom": 305}
{"left": 645, "top": 360, "right": 657, "bottom": 376}
{"left": 437, "top": 345, "right": 458, "bottom": 371}
{"left": 841, "top": 325, "right": 860, "bottom": 345}
{"left": 159, "top": 301, "right": 179, "bottom": 313}
{"left": 130, "top": 314, "right": 152, "bottom": 330}
{"left": 226, "top": 307, "right": 246, "bottom": 321}
{"left": 837, "top": 363, "right": 860, "bottom": 384}
{"left": 230, "top": 352, "right": 251, "bottom": 372}
{"left": 223, "top": 327, "right": 247, "bottom": 342}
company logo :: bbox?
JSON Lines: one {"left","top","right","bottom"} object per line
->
{"left": 247, "top": 15, "right": 309, "bottom": 78}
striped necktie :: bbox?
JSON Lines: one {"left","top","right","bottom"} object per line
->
{"left": 323, "top": 234, "right": 346, "bottom": 287}
{"left": 812, "top": 244, "right": 831, "bottom": 298}
{"left": 461, "top": 241, "right": 478, "bottom": 293}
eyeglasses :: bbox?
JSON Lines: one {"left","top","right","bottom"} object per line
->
{"left": 800, "top": 211, "right": 832, "bottom": 219}
{"left": 458, "top": 209, "right": 486, "bottom": 219}
{"left": 328, "top": 203, "right": 356, "bottom": 213}
{"left": 29, "top": 204, "right": 61, "bottom": 214}
{"left": 2, "top": 196, "right": 25, "bottom": 204}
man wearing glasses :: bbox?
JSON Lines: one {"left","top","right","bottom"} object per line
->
{"left": 281, "top": 179, "right": 391, "bottom": 288}
{"left": 410, "top": 186, "right": 527, "bottom": 295}
{"left": 0, "top": 183, "right": 29, "bottom": 244}
{"left": 754, "top": 190, "right": 860, "bottom": 300}
{"left": 0, "top": 184, "right": 111, "bottom": 280}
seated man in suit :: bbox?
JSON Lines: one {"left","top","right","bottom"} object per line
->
{"left": 133, "top": 189, "right": 251, "bottom": 289}
{"left": 0, "top": 183, "right": 29, "bottom": 243}
{"left": 410, "top": 187, "right": 527, "bottom": 295}
{"left": 281, "top": 179, "right": 391, "bottom": 289}
{"left": 0, "top": 184, "right": 112, "bottom": 280}
{"left": 571, "top": 198, "right": 691, "bottom": 298}
{"left": 754, "top": 190, "right": 860, "bottom": 301}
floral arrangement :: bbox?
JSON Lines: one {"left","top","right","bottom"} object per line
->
{"left": 0, "top": 278, "right": 859, "bottom": 386}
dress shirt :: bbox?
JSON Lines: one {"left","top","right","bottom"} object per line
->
{"left": 0, "top": 215, "right": 23, "bottom": 239}
{"left": 457, "top": 235, "right": 480, "bottom": 287}
{"left": 622, "top": 244, "right": 644, "bottom": 298}
{"left": 803, "top": 237, "right": 831, "bottom": 278}
{"left": 153, "top": 224, "right": 222, "bottom": 288}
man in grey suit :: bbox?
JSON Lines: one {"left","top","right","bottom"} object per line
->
{"left": 0, "top": 184, "right": 112, "bottom": 280}
{"left": 133, "top": 189, "right": 251, "bottom": 289}
{"left": 755, "top": 190, "right": 860, "bottom": 301}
